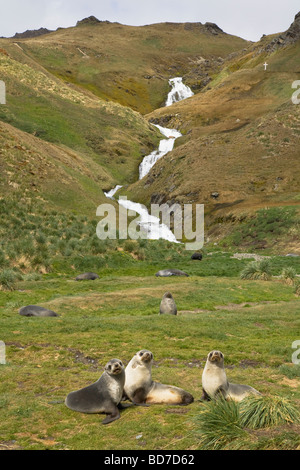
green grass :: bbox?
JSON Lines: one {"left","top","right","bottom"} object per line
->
{"left": 0, "top": 243, "right": 299, "bottom": 450}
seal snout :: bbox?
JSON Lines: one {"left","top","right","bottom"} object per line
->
{"left": 209, "top": 350, "right": 224, "bottom": 363}
{"left": 138, "top": 350, "right": 153, "bottom": 363}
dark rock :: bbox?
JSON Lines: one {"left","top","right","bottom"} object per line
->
{"left": 204, "top": 22, "right": 224, "bottom": 35}
{"left": 76, "top": 16, "right": 101, "bottom": 26}
{"left": 75, "top": 272, "right": 100, "bottom": 281}
{"left": 19, "top": 305, "right": 59, "bottom": 317}
{"left": 211, "top": 192, "right": 220, "bottom": 199}
{"left": 13, "top": 28, "right": 53, "bottom": 39}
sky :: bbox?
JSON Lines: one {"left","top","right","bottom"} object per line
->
{"left": 0, "top": 0, "right": 299, "bottom": 41}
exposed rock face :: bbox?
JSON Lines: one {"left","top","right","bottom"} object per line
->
{"left": 76, "top": 16, "right": 102, "bottom": 26}
{"left": 204, "top": 22, "right": 224, "bottom": 35}
{"left": 13, "top": 28, "right": 53, "bottom": 39}
{"left": 264, "top": 11, "right": 300, "bottom": 52}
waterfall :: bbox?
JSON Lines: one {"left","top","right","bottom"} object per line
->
{"left": 103, "top": 77, "right": 193, "bottom": 242}
{"left": 165, "top": 77, "right": 194, "bottom": 107}
{"left": 139, "top": 125, "right": 182, "bottom": 180}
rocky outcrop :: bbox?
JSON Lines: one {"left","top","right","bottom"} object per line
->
{"left": 13, "top": 28, "right": 53, "bottom": 39}
{"left": 264, "top": 11, "right": 300, "bottom": 52}
{"left": 76, "top": 16, "right": 103, "bottom": 26}
{"left": 204, "top": 22, "right": 224, "bottom": 35}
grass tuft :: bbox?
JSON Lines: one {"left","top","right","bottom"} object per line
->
{"left": 239, "top": 395, "right": 300, "bottom": 429}
{"left": 240, "top": 259, "right": 272, "bottom": 281}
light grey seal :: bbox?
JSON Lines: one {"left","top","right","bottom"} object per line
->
{"left": 65, "top": 359, "right": 126, "bottom": 424}
{"left": 201, "top": 350, "right": 261, "bottom": 402}
{"left": 159, "top": 292, "right": 177, "bottom": 315}
{"left": 123, "top": 350, "right": 194, "bottom": 405}
{"left": 19, "top": 305, "right": 59, "bottom": 317}
{"left": 75, "top": 272, "right": 99, "bottom": 281}
{"left": 155, "top": 269, "right": 189, "bottom": 277}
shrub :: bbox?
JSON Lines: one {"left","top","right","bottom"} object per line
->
{"left": 240, "top": 259, "right": 272, "bottom": 280}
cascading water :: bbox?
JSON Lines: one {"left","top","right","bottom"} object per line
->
{"left": 104, "top": 77, "right": 193, "bottom": 242}
{"left": 139, "top": 125, "right": 182, "bottom": 180}
{"left": 165, "top": 77, "right": 194, "bottom": 107}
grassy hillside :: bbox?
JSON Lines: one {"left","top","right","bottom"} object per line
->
{"left": 1, "top": 20, "right": 249, "bottom": 114}
{"left": 123, "top": 32, "right": 300, "bottom": 253}
{"left": 0, "top": 46, "right": 161, "bottom": 189}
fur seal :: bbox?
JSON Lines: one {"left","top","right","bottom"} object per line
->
{"left": 19, "top": 305, "right": 59, "bottom": 317}
{"left": 123, "top": 350, "right": 194, "bottom": 405}
{"left": 201, "top": 350, "right": 261, "bottom": 402}
{"left": 65, "top": 359, "right": 126, "bottom": 424}
{"left": 155, "top": 269, "right": 189, "bottom": 277}
{"left": 191, "top": 252, "right": 203, "bottom": 261}
{"left": 159, "top": 292, "right": 177, "bottom": 315}
{"left": 75, "top": 272, "right": 99, "bottom": 281}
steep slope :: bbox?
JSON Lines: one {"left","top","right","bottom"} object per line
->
{"left": 0, "top": 46, "right": 160, "bottom": 189}
{"left": 1, "top": 19, "right": 249, "bottom": 114}
{"left": 122, "top": 13, "right": 300, "bottom": 252}
{"left": 0, "top": 119, "right": 109, "bottom": 213}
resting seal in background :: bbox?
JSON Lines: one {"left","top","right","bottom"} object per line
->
{"left": 75, "top": 272, "right": 99, "bottom": 281}
{"left": 201, "top": 350, "right": 261, "bottom": 402}
{"left": 19, "top": 305, "right": 59, "bottom": 317}
{"left": 191, "top": 252, "right": 203, "bottom": 261}
{"left": 65, "top": 359, "right": 126, "bottom": 424}
{"left": 159, "top": 292, "right": 177, "bottom": 315}
{"left": 123, "top": 350, "right": 194, "bottom": 405}
{"left": 155, "top": 269, "right": 189, "bottom": 277}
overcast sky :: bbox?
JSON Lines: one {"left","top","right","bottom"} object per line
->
{"left": 0, "top": 0, "right": 299, "bottom": 41}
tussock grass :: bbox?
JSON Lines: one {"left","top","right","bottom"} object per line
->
{"left": 193, "top": 399, "right": 247, "bottom": 450}
{"left": 281, "top": 267, "right": 297, "bottom": 285}
{"left": 193, "top": 395, "right": 300, "bottom": 450}
{"left": 240, "top": 259, "right": 272, "bottom": 281}
{"left": 239, "top": 395, "right": 300, "bottom": 429}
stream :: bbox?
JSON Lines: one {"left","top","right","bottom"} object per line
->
{"left": 104, "top": 77, "right": 193, "bottom": 242}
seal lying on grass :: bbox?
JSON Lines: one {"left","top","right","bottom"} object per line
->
{"left": 201, "top": 350, "right": 261, "bottom": 402}
{"left": 19, "top": 305, "right": 59, "bottom": 317}
{"left": 123, "top": 349, "right": 194, "bottom": 405}
{"left": 155, "top": 269, "right": 189, "bottom": 277}
{"left": 75, "top": 272, "right": 99, "bottom": 281}
{"left": 65, "top": 359, "right": 126, "bottom": 424}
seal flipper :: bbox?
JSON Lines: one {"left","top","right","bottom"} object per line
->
{"left": 200, "top": 388, "right": 211, "bottom": 401}
{"left": 101, "top": 407, "right": 120, "bottom": 425}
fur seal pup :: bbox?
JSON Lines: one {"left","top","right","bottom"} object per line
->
{"left": 65, "top": 359, "right": 126, "bottom": 424}
{"left": 155, "top": 269, "right": 189, "bottom": 277}
{"left": 201, "top": 350, "right": 261, "bottom": 402}
{"left": 191, "top": 252, "right": 203, "bottom": 261}
{"left": 75, "top": 272, "right": 99, "bottom": 281}
{"left": 123, "top": 350, "right": 194, "bottom": 405}
{"left": 159, "top": 292, "right": 177, "bottom": 315}
{"left": 19, "top": 305, "right": 59, "bottom": 317}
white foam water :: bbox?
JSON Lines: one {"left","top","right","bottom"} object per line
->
{"left": 117, "top": 197, "right": 179, "bottom": 243}
{"left": 104, "top": 185, "right": 123, "bottom": 200}
{"left": 103, "top": 77, "right": 194, "bottom": 242}
{"left": 139, "top": 124, "right": 182, "bottom": 180}
{"left": 165, "top": 77, "right": 194, "bottom": 107}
